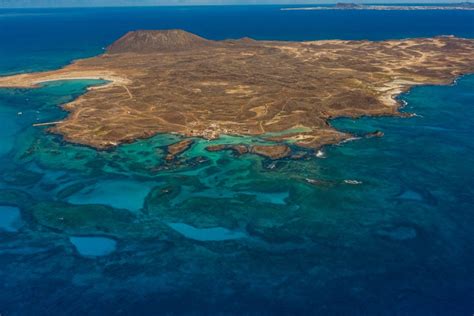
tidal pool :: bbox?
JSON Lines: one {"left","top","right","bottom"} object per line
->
{"left": 168, "top": 222, "right": 247, "bottom": 241}
{"left": 0, "top": 206, "right": 22, "bottom": 232}
{"left": 67, "top": 179, "right": 154, "bottom": 212}
{"left": 69, "top": 236, "right": 117, "bottom": 257}
{"left": 241, "top": 191, "right": 289, "bottom": 205}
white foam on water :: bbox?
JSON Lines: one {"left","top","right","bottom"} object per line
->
{"left": 338, "top": 137, "right": 361, "bottom": 145}
{"left": 344, "top": 179, "right": 362, "bottom": 185}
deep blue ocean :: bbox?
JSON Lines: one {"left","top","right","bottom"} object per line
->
{"left": 0, "top": 6, "right": 473, "bottom": 315}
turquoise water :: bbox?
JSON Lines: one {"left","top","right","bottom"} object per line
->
{"left": 168, "top": 222, "right": 248, "bottom": 241}
{"left": 1, "top": 6, "right": 474, "bottom": 316}
{"left": 69, "top": 236, "right": 117, "bottom": 257}
{"left": 0, "top": 206, "right": 22, "bottom": 232}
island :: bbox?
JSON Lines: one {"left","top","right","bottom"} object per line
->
{"left": 0, "top": 30, "right": 473, "bottom": 158}
{"left": 282, "top": 2, "right": 474, "bottom": 11}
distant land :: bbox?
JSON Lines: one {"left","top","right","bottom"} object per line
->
{"left": 282, "top": 2, "right": 474, "bottom": 10}
{"left": 0, "top": 30, "right": 474, "bottom": 159}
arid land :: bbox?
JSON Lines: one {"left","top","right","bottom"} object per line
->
{"left": 282, "top": 3, "right": 474, "bottom": 10}
{"left": 1, "top": 30, "right": 474, "bottom": 158}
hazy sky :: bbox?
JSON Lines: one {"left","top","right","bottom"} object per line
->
{"left": 0, "top": 0, "right": 468, "bottom": 8}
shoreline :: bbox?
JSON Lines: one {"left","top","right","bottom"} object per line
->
{"left": 0, "top": 72, "right": 130, "bottom": 89}
{"left": 0, "top": 31, "right": 473, "bottom": 154}
{"left": 23, "top": 72, "right": 474, "bottom": 159}
{"left": 281, "top": 5, "right": 474, "bottom": 11}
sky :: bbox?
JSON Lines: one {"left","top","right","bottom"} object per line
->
{"left": 0, "top": 0, "right": 469, "bottom": 7}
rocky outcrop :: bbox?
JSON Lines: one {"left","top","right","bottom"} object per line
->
{"left": 206, "top": 143, "right": 291, "bottom": 160}
{"left": 365, "top": 130, "right": 384, "bottom": 138}
{"left": 165, "top": 139, "right": 194, "bottom": 161}
{"left": 250, "top": 145, "right": 291, "bottom": 159}
{"left": 335, "top": 3, "right": 363, "bottom": 9}
{"left": 205, "top": 144, "right": 249, "bottom": 155}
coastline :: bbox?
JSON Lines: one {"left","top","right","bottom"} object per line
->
{"left": 281, "top": 5, "right": 474, "bottom": 11}
{"left": 5, "top": 69, "right": 472, "bottom": 159}
{"left": 0, "top": 32, "right": 473, "bottom": 155}
{"left": 0, "top": 71, "right": 130, "bottom": 89}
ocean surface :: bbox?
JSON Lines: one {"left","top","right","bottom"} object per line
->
{"left": 0, "top": 6, "right": 473, "bottom": 315}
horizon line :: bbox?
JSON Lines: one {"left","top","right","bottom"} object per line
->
{"left": 0, "top": 2, "right": 471, "bottom": 9}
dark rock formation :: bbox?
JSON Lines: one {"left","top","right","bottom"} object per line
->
{"left": 165, "top": 139, "right": 194, "bottom": 161}
{"left": 335, "top": 3, "right": 363, "bottom": 9}
{"left": 107, "top": 29, "right": 217, "bottom": 54}
{"left": 365, "top": 130, "right": 384, "bottom": 138}
{"left": 206, "top": 143, "right": 291, "bottom": 159}
{"left": 250, "top": 145, "right": 291, "bottom": 159}
{"left": 205, "top": 144, "right": 249, "bottom": 156}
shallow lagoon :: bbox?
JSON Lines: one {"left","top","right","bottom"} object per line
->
{"left": 168, "top": 222, "right": 247, "bottom": 241}
{"left": 0, "top": 206, "right": 22, "bottom": 232}
{"left": 67, "top": 179, "right": 155, "bottom": 213}
{"left": 69, "top": 236, "right": 117, "bottom": 257}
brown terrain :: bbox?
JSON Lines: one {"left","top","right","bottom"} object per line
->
{"left": 1, "top": 29, "right": 474, "bottom": 158}
{"left": 282, "top": 3, "right": 474, "bottom": 10}
{"left": 206, "top": 143, "right": 292, "bottom": 159}
{"left": 165, "top": 139, "right": 194, "bottom": 161}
